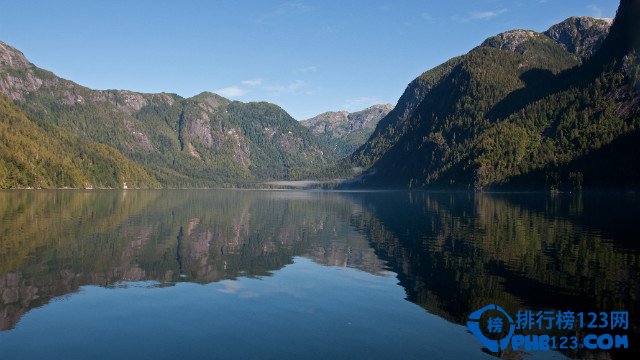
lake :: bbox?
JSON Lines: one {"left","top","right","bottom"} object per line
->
{"left": 0, "top": 190, "right": 638, "bottom": 359}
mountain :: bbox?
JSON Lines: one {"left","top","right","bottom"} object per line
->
{"left": 300, "top": 104, "right": 393, "bottom": 158}
{"left": 544, "top": 17, "right": 613, "bottom": 59}
{"left": 0, "top": 93, "right": 158, "bottom": 188}
{"left": 0, "top": 191, "right": 385, "bottom": 330}
{"left": 0, "top": 42, "right": 334, "bottom": 187}
{"left": 344, "top": 6, "right": 639, "bottom": 190}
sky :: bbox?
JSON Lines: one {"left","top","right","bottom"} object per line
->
{"left": 0, "top": 0, "right": 619, "bottom": 120}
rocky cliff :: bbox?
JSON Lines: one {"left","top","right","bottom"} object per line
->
{"left": 0, "top": 41, "right": 335, "bottom": 186}
{"left": 300, "top": 104, "right": 393, "bottom": 157}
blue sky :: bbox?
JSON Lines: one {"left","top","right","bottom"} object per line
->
{"left": 0, "top": 0, "right": 618, "bottom": 119}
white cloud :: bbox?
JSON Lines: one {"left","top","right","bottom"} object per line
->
{"left": 296, "top": 66, "right": 317, "bottom": 74}
{"left": 214, "top": 78, "right": 313, "bottom": 99}
{"left": 469, "top": 9, "right": 507, "bottom": 20}
{"left": 266, "top": 80, "right": 307, "bottom": 96}
{"left": 215, "top": 86, "right": 246, "bottom": 98}
{"left": 218, "top": 281, "right": 242, "bottom": 294}
{"left": 587, "top": 4, "right": 603, "bottom": 18}
{"left": 455, "top": 8, "right": 507, "bottom": 22}
{"left": 421, "top": 13, "right": 435, "bottom": 22}
{"left": 241, "top": 79, "right": 262, "bottom": 86}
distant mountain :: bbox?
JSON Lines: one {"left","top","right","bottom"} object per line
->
{"left": 0, "top": 42, "right": 334, "bottom": 187}
{"left": 342, "top": 7, "right": 639, "bottom": 190}
{"left": 300, "top": 104, "right": 393, "bottom": 158}
{"left": 2, "top": 3, "right": 637, "bottom": 190}
{"left": 0, "top": 93, "right": 158, "bottom": 189}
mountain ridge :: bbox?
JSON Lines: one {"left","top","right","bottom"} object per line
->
{"left": 340, "top": 10, "right": 640, "bottom": 189}
{"left": 0, "top": 41, "right": 335, "bottom": 187}
{"left": 0, "top": 92, "right": 159, "bottom": 188}
{"left": 1, "top": 9, "right": 637, "bottom": 189}
{"left": 300, "top": 104, "right": 393, "bottom": 158}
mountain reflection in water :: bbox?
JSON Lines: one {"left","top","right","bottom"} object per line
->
{"left": 0, "top": 190, "right": 638, "bottom": 359}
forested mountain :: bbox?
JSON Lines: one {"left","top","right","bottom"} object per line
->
{"left": 0, "top": 42, "right": 334, "bottom": 187}
{"left": 544, "top": 17, "right": 613, "bottom": 59}
{"left": 300, "top": 104, "right": 393, "bottom": 158}
{"left": 0, "top": 93, "right": 158, "bottom": 188}
{"left": 343, "top": 7, "right": 639, "bottom": 190}
{"left": 1, "top": 2, "right": 638, "bottom": 190}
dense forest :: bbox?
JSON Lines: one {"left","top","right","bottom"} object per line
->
{"left": 340, "top": 2, "right": 639, "bottom": 190}
{"left": 0, "top": 48, "right": 334, "bottom": 188}
{"left": 0, "top": 0, "right": 638, "bottom": 189}
{"left": 0, "top": 93, "right": 158, "bottom": 188}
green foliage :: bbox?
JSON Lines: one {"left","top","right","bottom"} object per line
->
{"left": 225, "top": 101, "right": 335, "bottom": 179}
{"left": 473, "top": 69, "right": 638, "bottom": 188}
{"left": 0, "top": 94, "right": 159, "bottom": 189}
{"left": 345, "top": 10, "right": 639, "bottom": 190}
{"left": 8, "top": 77, "right": 334, "bottom": 187}
{"left": 309, "top": 123, "right": 378, "bottom": 159}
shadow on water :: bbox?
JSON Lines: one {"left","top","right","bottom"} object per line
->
{"left": 0, "top": 189, "right": 638, "bottom": 358}
{"left": 342, "top": 190, "right": 640, "bottom": 358}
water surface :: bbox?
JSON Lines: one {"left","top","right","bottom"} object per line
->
{"left": 0, "top": 190, "right": 638, "bottom": 359}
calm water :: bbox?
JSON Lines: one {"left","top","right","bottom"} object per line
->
{"left": 0, "top": 190, "right": 638, "bottom": 359}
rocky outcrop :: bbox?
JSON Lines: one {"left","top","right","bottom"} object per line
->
{"left": 481, "top": 29, "right": 540, "bottom": 53}
{"left": 0, "top": 40, "right": 334, "bottom": 184}
{"left": 303, "top": 110, "right": 350, "bottom": 136}
{"left": 479, "top": 17, "right": 612, "bottom": 59}
{"left": 302, "top": 105, "right": 392, "bottom": 138}
{"left": 301, "top": 104, "right": 393, "bottom": 157}
{"left": 0, "top": 42, "right": 30, "bottom": 70}
{"left": 344, "top": 11, "right": 630, "bottom": 189}
{"left": 544, "top": 17, "right": 613, "bottom": 59}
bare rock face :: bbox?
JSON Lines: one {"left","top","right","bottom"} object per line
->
{"left": 479, "top": 17, "right": 612, "bottom": 60}
{"left": 301, "top": 104, "right": 393, "bottom": 157}
{"left": 226, "top": 127, "right": 250, "bottom": 170}
{"left": 0, "top": 41, "right": 179, "bottom": 111}
{"left": 0, "top": 39, "right": 332, "bottom": 181}
{"left": 193, "top": 91, "right": 228, "bottom": 109}
{"left": 303, "top": 110, "right": 350, "bottom": 136}
{"left": 0, "top": 41, "right": 95, "bottom": 105}
{"left": 349, "top": 104, "right": 394, "bottom": 130}
{"left": 0, "top": 41, "right": 30, "bottom": 70}
{"left": 481, "top": 30, "right": 540, "bottom": 53}
{"left": 0, "top": 41, "right": 46, "bottom": 101}
{"left": 544, "top": 16, "right": 613, "bottom": 58}
{"left": 303, "top": 104, "right": 393, "bottom": 138}
{"left": 185, "top": 108, "right": 216, "bottom": 149}
{"left": 181, "top": 94, "right": 229, "bottom": 153}
{"left": 105, "top": 90, "right": 149, "bottom": 115}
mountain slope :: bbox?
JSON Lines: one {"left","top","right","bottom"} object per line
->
{"left": 343, "top": 10, "right": 639, "bottom": 190}
{"left": 0, "top": 43, "right": 334, "bottom": 186}
{"left": 300, "top": 104, "right": 393, "bottom": 158}
{"left": 544, "top": 17, "right": 613, "bottom": 59}
{"left": 0, "top": 93, "right": 158, "bottom": 188}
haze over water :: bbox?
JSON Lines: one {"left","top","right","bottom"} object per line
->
{"left": 0, "top": 190, "right": 638, "bottom": 359}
